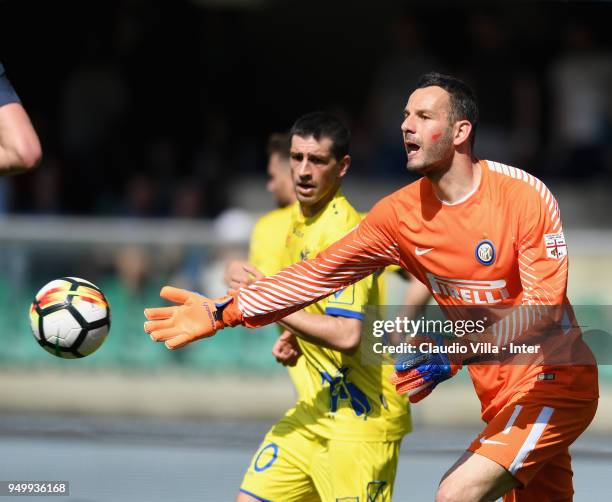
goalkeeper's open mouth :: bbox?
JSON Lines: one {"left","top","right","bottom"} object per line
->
{"left": 405, "top": 141, "right": 421, "bottom": 159}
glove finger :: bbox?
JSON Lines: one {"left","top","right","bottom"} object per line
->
{"left": 165, "top": 333, "right": 194, "bottom": 350}
{"left": 144, "top": 318, "right": 174, "bottom": 334}
{"left": 392, "top": 371, "right": 432, "bottom": 393}
{"left": 408, "top": 383, "right": 435, "bottom": 403}
{"left": 395, "top": 371, "right": 438, "bottom": 387}
{"left": 390, "top": 368, "right": 429, "bottom": 384}
{"left": 149, "top": 326, "right": 183, "bottom": 342}
{"left": 160, "top": 286, "right": 191, "bottom": 304}
{"left": 393, "top": 372, "right": 427, "bottom": 394}
{"left": 144, "top": 306, "right": 175, "bottom": 321}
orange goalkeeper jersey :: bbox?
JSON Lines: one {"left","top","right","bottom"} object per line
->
{"left": 233, "top": 160, "right": 598, "bottom": 422}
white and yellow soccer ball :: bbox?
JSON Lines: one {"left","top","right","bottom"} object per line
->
{"left": 29, "top": 277, "right": 111, "bottom": 358}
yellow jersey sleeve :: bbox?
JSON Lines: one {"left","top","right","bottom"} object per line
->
{"left": 321, "top": 275, "right": 374, "bottom": 320}
{"left": 313, "top": 201, "right": 377, "bottom": 320}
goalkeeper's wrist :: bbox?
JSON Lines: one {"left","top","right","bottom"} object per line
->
{"left": 420, "top": 332, "right": 463, "bottom": 369}
{"left": 218, "top": 294, "right": 244, "bottom": 327}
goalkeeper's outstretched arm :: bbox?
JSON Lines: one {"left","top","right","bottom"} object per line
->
{"left": 233, "top": 217, "right": 398, "bottom": 328}
{"left": 145, "top": 203, "right": 400, "bottom": 349}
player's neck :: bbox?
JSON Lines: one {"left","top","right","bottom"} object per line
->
{"left": 429, "top": 157, "right": 481, "bottom": 205}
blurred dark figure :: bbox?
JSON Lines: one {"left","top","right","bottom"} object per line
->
{"left": 360, "top": 16, "right": 443, "bottom": 177}
{"left": 106, "top": 245, "right": 170, "bottom": 366}
{"left": 121, "top": 172, "right": 161, "bottom": 217}
{"left": 115, "top": 245, "right": 151, "bottom": 295}
{"left": 8, "top": 151, "right": 64, "bottom": 215}
{"left": 29, "top": 157, "right": 62, "bottom": 215}
{"left": 171, "top": 177, "right": 204, "bottom": 219}
{"left": 58, "top": 30, "right": 131, "bottom": 214}
{"left": 0, "top": 153, "right": 64, "bottom": 216}
{"left": 461, "top": 11, "right": 540, "bottom": 168}
{"left": 547, "top": 21, "right": 612, "bottom": 180}
{"left": 190, "top": 109, "right": 230, "bottom": 217}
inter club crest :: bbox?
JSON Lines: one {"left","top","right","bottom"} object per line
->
{"left": 475, "top": 240, "right": 496, "bottom": 266}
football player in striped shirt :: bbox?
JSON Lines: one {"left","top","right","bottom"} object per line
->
{"left": 145, "top": 73, "right": 598, "bottom": 501}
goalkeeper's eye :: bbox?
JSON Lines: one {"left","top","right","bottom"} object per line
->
{"left": 290, "top": 152, "right": 303, "bottom": 162}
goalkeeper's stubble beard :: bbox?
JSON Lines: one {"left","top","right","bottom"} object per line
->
{"left": 405, "top": 125, "right": 454, "bottom": 178}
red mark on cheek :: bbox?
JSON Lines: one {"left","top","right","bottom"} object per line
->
{"left": 431, "top": 133, "right": 442, "bottom": 141}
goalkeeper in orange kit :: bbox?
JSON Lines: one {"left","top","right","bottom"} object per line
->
{"left": 145, "top": 73, "right": 598, "bottom": 501}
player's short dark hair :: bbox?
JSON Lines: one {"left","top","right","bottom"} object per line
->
{"left": 267, "top": 133, "right": 291, "bottom": 161}
{"left": 290, "top": 111, "right": 351, "bottom": 161}
{"left": 416, "top": 72, "right": 479, "bottom": 148}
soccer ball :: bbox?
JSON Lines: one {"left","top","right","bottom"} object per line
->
{"left": 29, "top": 277, "right": 111, "bottom": 358}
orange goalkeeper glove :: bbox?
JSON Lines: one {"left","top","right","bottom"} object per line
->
{"left": 143, "top": 286, "right": 241, "bottom": 350}
{"left": 390, "top": 333, "right": 460, "bottom": 403}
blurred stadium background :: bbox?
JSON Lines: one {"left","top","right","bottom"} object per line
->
{"left": 1, "top": 0, "right": 611, "bottom": 500}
